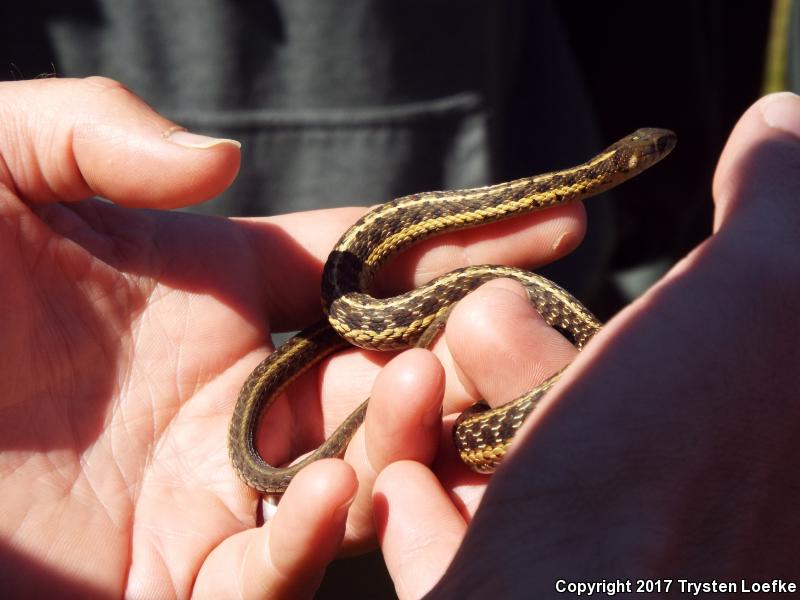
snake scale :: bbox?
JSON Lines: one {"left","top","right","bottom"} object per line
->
{"left": 229, "top": 128, "right": 676, "bottom": 494}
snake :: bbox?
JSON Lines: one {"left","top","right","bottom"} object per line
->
{"left": 229, "top": 128, "right": 676, "bottom": 494}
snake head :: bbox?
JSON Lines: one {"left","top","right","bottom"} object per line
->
{"left": 608, "top": 128, "right": 677, "bottom": 174}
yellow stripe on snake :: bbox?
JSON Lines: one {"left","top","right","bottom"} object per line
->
{"left": 229, "top": 128, "right": 676, "bottom": 494}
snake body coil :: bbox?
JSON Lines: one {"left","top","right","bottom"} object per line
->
{"left": 229, "top": 128, "right": 676, "bottom": 493}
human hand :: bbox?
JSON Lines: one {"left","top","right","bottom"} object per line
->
{"left": 376, "top": 93, "right": 800, "bottom": 598}
{"left": 0, "top": 77, "right": 587, "bottom": 598}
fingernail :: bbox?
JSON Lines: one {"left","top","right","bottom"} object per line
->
{"left": 332, "top": 496, "right": 355, "bottom": 525}
{"left": 761, "top": 92, "right": 800, "bottom": 136}
{"left": 164, "top": 128, "right": 241, "bottom": 149}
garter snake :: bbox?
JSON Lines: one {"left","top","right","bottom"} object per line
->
{"left": 229, "top": 128, "right": 676, "bottom": 494}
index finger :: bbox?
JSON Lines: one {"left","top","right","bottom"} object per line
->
{"left": 248, "top": 201, "right": 585, "bottom": 332}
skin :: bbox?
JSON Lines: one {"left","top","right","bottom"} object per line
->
{"left": 375, "top": 93, "right": 800, "bottom": 597}
{"left": 0, "top": 77, "right": 587, "bottom": 599}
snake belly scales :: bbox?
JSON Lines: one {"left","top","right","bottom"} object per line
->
{"left": 229, "top": 128, "right": 676, "bottom": 494}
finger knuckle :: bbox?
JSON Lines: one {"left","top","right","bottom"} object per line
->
{"left": 81, "top": 76, "right": 134, "bottom": 97}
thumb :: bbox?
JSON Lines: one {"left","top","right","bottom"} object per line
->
{"left": 713, "top": 92, "right": 800, "bottom": 241}
{"left": 0, "top": 77, "right": 240, "bottom": 208}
